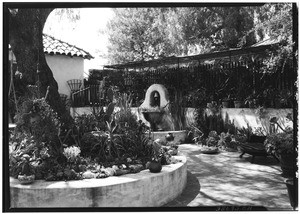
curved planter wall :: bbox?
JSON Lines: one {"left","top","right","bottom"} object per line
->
{"left": 10, "top": 156, "right": 187, "bottom": 208}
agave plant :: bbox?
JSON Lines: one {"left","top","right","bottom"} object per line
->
{"left": 104, "top": 120, "right": 122, "bottom": 160}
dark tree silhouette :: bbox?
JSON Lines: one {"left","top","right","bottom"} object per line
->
{"left": 8, "top": 8, "right": 68, "bottom": 118}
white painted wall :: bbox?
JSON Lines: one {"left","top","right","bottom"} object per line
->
{"left": 70, "top": 107, "right": 293, "bottom": 134}
{"left": 45, "top": 55, "right": 85, "bottom": 98}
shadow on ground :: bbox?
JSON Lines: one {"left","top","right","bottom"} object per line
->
{"left": 163, "top": 170, "right": 200, "bottom": 207}
{"left": 163, "top": 144, "right": 293, "bottom": 210}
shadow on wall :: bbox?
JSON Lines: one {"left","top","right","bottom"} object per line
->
{"left": 163, "top": 170, "right": 201, "bottom": 207}
{"left": 221, "top": 108, "right": 293, "bottom": 135}
{"left": 70, "top": 107, "right": 293, "bottom": 135}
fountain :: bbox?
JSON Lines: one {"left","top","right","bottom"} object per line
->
{"left": 139, "top": 84, "right": 187, "bottom": 145}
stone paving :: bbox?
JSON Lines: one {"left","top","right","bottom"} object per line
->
{"left": 163, "top": 144, "right": 295, "bottom": 211}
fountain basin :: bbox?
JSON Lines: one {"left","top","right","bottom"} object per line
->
{"left": 10, "top": 156, "right": 187, "bottom": 208}
{"left": 141, "top": 110, "right": 165, "bottom": 131}
{"left": 146, "top": 130, "right": 187, "bottom": 145}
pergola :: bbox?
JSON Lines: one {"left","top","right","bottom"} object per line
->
{"left": 104, "top": 39, "right": 278, "bottom": 70}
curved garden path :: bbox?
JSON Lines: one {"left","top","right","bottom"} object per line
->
{"left": 163, "top": 144, "right": 294, "bottom": 211}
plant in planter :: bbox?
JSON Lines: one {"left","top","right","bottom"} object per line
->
{"left": 222, "top": 94, "right": 231, "bottom": 108}
{"left": 16, "top": 154, "right": 36, "bottom": 184}
{"left": 278, "top": 89, "right": 292, "bottom": 108}
{"left": 207, "top": 95, "right": 218, "bottom": 108}
{"left": 218, "top": 132, "right": 238, "bottom": 152}
{"left": 234, "top": 82, "right": 246, "bottom": 108}
{"left": 147, "top": 140, "right": 163, "bottom": 173}
{"left": 207, "top": 101, "right": 220, "bottom": 115}
{"left": 200, "top": 130, "right": 219, "bottom": 154}
{"left": 234, "top": 98, "right": 243, "bottom": 108}
{"left": 264, "top": 115, "right": 296, "bottom": 178}
{"left": 264, "top": 114, "right": 297, "bottom": 210}
{"left": 262, "top": 88, "right": 276, "bottom": 108}
{"left": 244, "top": 92, "right": 259, "bottom": 108}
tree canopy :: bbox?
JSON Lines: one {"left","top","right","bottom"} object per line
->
{"left": 105, "top": 4, "right": 294, "bottom": 65}
{"left": 252, "top": 3, "right": 294, "bottom": 70}
{"left": 105, "top": 6, "right": 258, "bottom": 64}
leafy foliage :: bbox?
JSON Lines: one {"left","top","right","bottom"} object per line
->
{"left": 264, "top": 129, "right": 294, "bottom": 157}
{"left": 252, "top": 3, "right": 294, "bottom": 72}
{"left": 105, "top": 6, "right": 257, "bottom": 64}
{"left": 264, "top": 114, "right": 296, "bottom": 158}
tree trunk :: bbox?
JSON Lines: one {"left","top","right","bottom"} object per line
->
{"left": 8, "top": 8, "right": 68, "bottom": 118}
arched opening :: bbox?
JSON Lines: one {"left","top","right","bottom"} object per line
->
{"left": 150, "top": 90, "right": 160, "bottom": 107}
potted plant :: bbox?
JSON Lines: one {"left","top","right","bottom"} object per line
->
{"left": 206, "top": 94, "right": 217, "bottom": 108}
{"left": 17, "top": 154, "right": 36, "bottom": 184}
{"left": 262, "top": 88, "right": 276, "bottom": 108}
{"left": 206, "top": 101, "right": 220, "bottom": 115}
{"left": 234, "top": 99, "right": 243, "bottom": 108}
{"left": 244, "top": 92, "right": 259, "bottom": 108}
{"left": 278, "top": 89, "right": 292, "bottom": 108}
{"left": 264, "top": 115, "right": 296, "bottom": 178}
{"left": 234, "top": 82, "right": 245, "bottom": 108}
{"left": 148, "top": 140, "right": 163, "bottom": 173}
{"left": 264, "top": 114, "right": 297, "bottom": 210}
{"left": 199, "top": 130, "right": 219, "bottom": 154}
{"left": 222, "top": 95, "right": 231, "bottom": 108}
{"left": 218, "top": 132, "right": 238, "bottom": 152}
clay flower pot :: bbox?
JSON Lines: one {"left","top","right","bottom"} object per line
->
{"left": 165, "top": 133, "right": 175, "bottom": 142}
{"left": 18, "top": 174, "right": 35, "bottom": 185}
{"left": 222, "top": 101, "right": 229, "bottom": 108}
{"left": 148, "top": 160, "right": 162, "bottom": 173}
{"left": 234, "top": 100, "right": 242, "bottom": 108}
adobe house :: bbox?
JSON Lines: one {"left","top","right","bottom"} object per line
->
{"left": 9, "top": 33, "right": 94, "bottom": 98}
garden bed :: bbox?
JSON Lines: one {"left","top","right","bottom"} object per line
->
{"left": 10, "top": 155, "right": 187, "bottom": 208}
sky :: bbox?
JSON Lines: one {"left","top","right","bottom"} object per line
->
{"left": 43, "top": 8, "right": 115, "bottom": 76}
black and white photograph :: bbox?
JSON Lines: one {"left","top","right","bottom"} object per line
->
{"left": 2, "top": 2, "right": 298, "bottom": 212}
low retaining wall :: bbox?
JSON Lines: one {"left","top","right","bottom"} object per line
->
{"left": 10, "top": 156, "right": 187, "bottom": 208}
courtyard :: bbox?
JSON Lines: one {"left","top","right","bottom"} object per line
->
{"left": 4, "top": 3, "right": 297, "bottom": 212}
{"left": 164, "top": 144, "right": 292, "bottom": 210}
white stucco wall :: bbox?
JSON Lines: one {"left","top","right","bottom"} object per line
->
{"left": 46, "top": 55, "right": 85, "bottom": 98}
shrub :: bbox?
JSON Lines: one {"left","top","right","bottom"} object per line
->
{"left": 80, "top": 131, "right": 107, "bottom": 159}
{"left": 14, "top": 98, "right": 60, "bottom": 144}
{"left": 264, "top": 128, "right": 294, "bottom": 157}
{"left": 205, "top": 131, "right": 220, "bottom": 147}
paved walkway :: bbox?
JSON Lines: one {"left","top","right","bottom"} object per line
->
{"left": 163, "top": 144, "right": 294, "bottom": 211}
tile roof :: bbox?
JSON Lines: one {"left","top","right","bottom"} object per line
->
{"left": 43, "top": 34, "right": 94, "bottom": 60}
